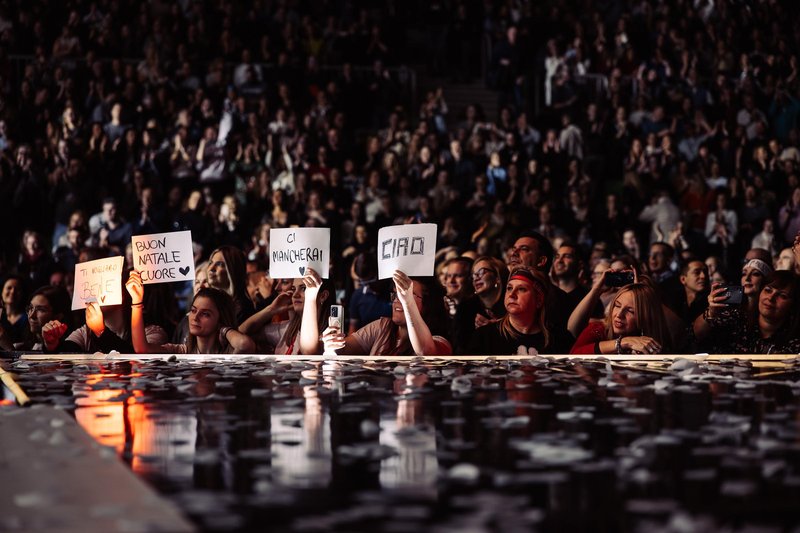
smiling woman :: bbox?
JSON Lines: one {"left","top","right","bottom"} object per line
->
{"left": 698, "top": 271, "right": 800, "bottom": 354}
{"left": 126, "top": 271, "right": 255, "bottom": 355}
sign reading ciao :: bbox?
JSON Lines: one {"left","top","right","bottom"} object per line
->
{"left": 131, "top": 231, "right": 195, "bottom": 285}
{"left": 377, "top": 223, "right": 437, "bottom": 279}
{"left": 269, "top": 227, "right": 330, "bottom": 279}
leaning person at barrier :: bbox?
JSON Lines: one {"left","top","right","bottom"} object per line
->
{"left": 0, "top": 285, "right": 71, "bottom": 351}
{"left": 240, "top": 272, "right": 333, "bottom": 354}
{"left": 320, "top": 270, "right": 451, "bottom": 356}
{"left": 570, "top": 282, "right": 670, "bottom": 355}
{"left": 126, "top": 270, "right": 255, "bottom": 354}
{"left": 467, "top": 267, "right": 573, "bottom": 355}
{"left": 696, "top": 271, "right": 800, "bottom": 354}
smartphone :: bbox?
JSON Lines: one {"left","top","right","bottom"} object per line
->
{"left": 606, "top": 271, "right": 634, "bottom": 287}
{"left": 329, "top": 305, "right": 344, "bottom": 331}
{"left": 720, "top": 285, "right": 744, "bottom": 305}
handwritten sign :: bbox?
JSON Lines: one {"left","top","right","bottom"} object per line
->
{"left": 269, "top": 228, "right": 330, "bottom": 279}
{"left": 72, "top": 256, "right": 124, "bottom": 310}
{"left": 131, "top": 231, "right": 195, "bottom": 285}
{"left": 377, "top": 224, "right": 437, "bottom": 279}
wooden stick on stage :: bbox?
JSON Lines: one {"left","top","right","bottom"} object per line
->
{"left": 0, "top": 366, "right": 30, "bottom": 406}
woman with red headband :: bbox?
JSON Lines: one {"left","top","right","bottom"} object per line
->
{"left": 468, "top": 267, "right": 573, "bottom": 355}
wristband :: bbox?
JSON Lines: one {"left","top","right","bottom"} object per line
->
{"left": 219, "top": 327, "right": 233, "bottom": 345}
{"left": 132, "top": 302, "right": 144, "bottom": 308}
{"left": 615, "top": 337, "right": 623, "bottom": 354}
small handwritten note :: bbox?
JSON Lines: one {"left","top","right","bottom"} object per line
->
{"left": 131, "top": 231, "right": 195, "bottom": 285}
{"left": 72, "top": 256, "right": 124, "bottom": 310}
{"left": 377, "top": 224, "right": 437, "bottom": 279}
{"left": 269, "top": 228, "right": 330, "bottom": 278}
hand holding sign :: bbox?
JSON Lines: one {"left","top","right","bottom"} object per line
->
{"left": 72, "top": 256, "right": 124, "bottom": 310}
{"left": 377, "top": 224, "right": 437, "bottom": 279}
{"left": 126, "top": 270, "right": 144, "bottom": 305}
{"left": 269, "top": 228, "right": 330, "bottom": 279}
{"left": 131, "top": 231, "right": 195, "bottom": 284}
{"left": 85, "top": 302, "right": 106, "bottom": 337}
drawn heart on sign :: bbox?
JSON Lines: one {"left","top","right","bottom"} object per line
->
{"left": 179, "top": 266, "right": 190, "bottom": 276}
{"left": 100, "top": 295, "right": 106, "bottom": 303}
{"left": 298, "top": 266, "right": 306, "bottom": 276}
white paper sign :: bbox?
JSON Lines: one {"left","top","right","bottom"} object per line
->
{"left": 72, "top": 256, "right": 125, "bottom": 310}
{"left": 269, "top": 228, "right": 330, "bottom": 279}
{"left": 377, "top": 223, "right": 437, "bottom": 279}
{"left": 131, "top": 231, "right": 195, "bottom": 285}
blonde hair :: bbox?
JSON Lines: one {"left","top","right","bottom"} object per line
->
{"left": 604, "top": 283, "right": 669, "bottom": 349}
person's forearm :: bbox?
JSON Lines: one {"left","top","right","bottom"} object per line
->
{"left": 692, "top": 313, "right": 712, "bottom": 342}
{"left": 131, "top": 307, "right": 164, "bottom": 353}
{"left": 568, "top": 286, "right": 603, "bottom": 337}
{"left": 402, "top": 304, "right": 437, "bottom": 355}
{"left": 226, "top": 330, "right": 255, "bottom": 353}
{"left": 239, "top": 305, "right": 279, "bottom": 335}
{"left": 299, "top": 289, "right": 322, "bottom": 355}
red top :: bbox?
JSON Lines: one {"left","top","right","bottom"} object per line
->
{"left": 570, "top": 321, "right": 607, "bottom": 354}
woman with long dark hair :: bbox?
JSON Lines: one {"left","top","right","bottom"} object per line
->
{"left": 126, "top": 270, "right": 254, "bottom": 354}
{"left": 320, "top": 270, "right": 451, "bottom": 356}
{"left": 698, "top": 271, "right": 800, "bottom": 354}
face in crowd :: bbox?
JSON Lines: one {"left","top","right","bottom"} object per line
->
{"left": 472, "top": 260, "right": 500, "bottom": 296}
{"left": 188, "top": 296, "right": 220, "bottom": 338}
{"left": 758, "top": 283, "right": 794, "bottom": 324}
{"left": 552, "top": 245, "right": 579, "bottom": 279}
{"left": 504, "top": 275, "right": 544, "bottom": 319}
{"left": 681, "top": 260, "right": 709, "bottom": 294}
{"left": 207, "top": 251, "right": 230, "bottom": 290}
{"left": 648, "top": 243, "right": 671, "bottom": 275}
{"left": 507, "top": 237, "right": 542, "bottom": 270}
{"left": 443, "top": 261, "right": 471, "bottom": 301}
{"left": 741, "top": 264, "right": 766, "bottom": 297}
{"left": 611, "top": 290, "right": 638, "bottom": 337}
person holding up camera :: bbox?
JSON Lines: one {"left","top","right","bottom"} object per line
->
{"left": 692, "top": 258, "right": 774, "bottom": 351}
{"left": 570, "top": 280, "right": 670, "bottom": 355}
{"left": 696, "top": 271, "right": 800, "bottom": 354}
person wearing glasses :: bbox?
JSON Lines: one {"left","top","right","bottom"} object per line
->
{"left": 505, "top": 230, "right": 574, "bottom": 332}
{"left": 320, "top": 270, "right": 451, "bottom": 356}
{"left": 0, "top": 285, "right": 71, "bottom": 351}
{"left": 468, "top": 267, "right": 572, "bottom": 355}
{"left": 471, "top": 256, "right": 508, "bottom": 329}
{"left": 442, "top": 256, "right": 477, "bottom": 354}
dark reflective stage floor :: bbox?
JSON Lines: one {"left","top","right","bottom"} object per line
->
{"left": 7, "top": 356, "right": 800, "bottom": 531}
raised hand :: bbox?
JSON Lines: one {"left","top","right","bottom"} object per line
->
{"left": 320, "top": 326, "right": 346, "bottom": 354}
{"left": 392, "top": 270, "right": 415, "bottom": 308}
{"left": 42, "top": 320, "right": 68, "bottom": 351}
{"left": 85, "top": 302, "right": 105, "bottom": 337}
{"left": 301, "top": 267, "right": 323, "bottom": 293}
{"left": 125, "top": 270, "right": 144, "bottom": 305}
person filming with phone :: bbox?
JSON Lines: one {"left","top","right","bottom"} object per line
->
{"left": 570, "top": 280, "right": 671, "bottom": 355}
{"left": 692, "top": 258, "right": 772, "bottom": 348}
{"left": 695, "top": 270, "right": 800, "bottom": 354}
{"left": 314, "top": 269, "right": 451, "bottom": 356}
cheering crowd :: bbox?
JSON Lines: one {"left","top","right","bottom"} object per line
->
{"left": 1, "top": 0, "right": 800, "bottom": 356}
